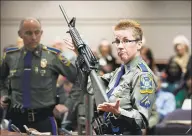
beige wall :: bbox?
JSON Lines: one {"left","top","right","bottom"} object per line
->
{"left": 1, "top": 1, "right": 191, "bottom": 60}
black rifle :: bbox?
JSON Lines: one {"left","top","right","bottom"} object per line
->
{"left": 59, "top": 5, "right": 109, "bottom": 135}
{"left": 59, "top": 5, "right": 109, "bottom": 105}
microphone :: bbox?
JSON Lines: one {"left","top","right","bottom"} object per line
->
{"left": 60, "top": 112, "right": 72, "bottom": 135}
{"left": 23, "top": 125, "right": 32, "bottom": 135}
{"left": 61, "top": 112, "right": 69, "bottom": 125}
{"left": 185, "top": 127, "right": 192, "bottom": 135}
{"left": 61, "top": 127, "right": 72, "bottom": 135}
{"left": 23, "top": 125, "right": 51, "bottom": 135}
{"left": 11, "top": 124, "right": 22, "bottom": 135}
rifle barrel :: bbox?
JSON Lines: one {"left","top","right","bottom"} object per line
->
{"left": 59, "top": 5, "right": 70, "bottom": 26}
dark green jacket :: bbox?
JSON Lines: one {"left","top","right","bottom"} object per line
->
{"left": 0, "top": 44, "right": 78, "bottom": 109}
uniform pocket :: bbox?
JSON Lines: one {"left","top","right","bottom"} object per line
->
{"left": 118, "top": 82, "right": 131, "bottom": 96}
{"left": 10, "top": 69, "right": 22, "bottom": 90}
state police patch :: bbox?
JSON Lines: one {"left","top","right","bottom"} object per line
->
{"left": 140, "top": 73, "right": 153, "bottom": 94}
{"left": 140, "top": 95, "right": 151, "bottom": 109}
{"left": 58, "top": 53, "right": 71, "bottom": 66}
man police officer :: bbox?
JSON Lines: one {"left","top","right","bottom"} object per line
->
{"left": 0, "top": 17, "right": 78, "bottom": 134}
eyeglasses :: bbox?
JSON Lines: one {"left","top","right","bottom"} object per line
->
{"left": 112, "top": 39, "right": 140, "bottom": 46}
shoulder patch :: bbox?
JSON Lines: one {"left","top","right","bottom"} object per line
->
{"left": 5, "top": 47, "right": 20, "bottom": 53}
{"left": 43, "top": 45, "right": 61, "bottom": 54}
{"left": 138, "top": 62, "right": 148, "bottom": 72}
{"left": 140, "top": 73, "right": 153, "bottom": 94}
{"left": 58, "top": 53, "right": 71, "bottom": 66}
{"left": 140, "top": 95, "right": 151, "bottom": 109}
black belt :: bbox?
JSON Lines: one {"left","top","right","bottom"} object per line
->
{"left": 10, "top": 105, "right": 55, "bottom": 122}
{"left": 23, "top": 105, "right": 55, "bottom": 113}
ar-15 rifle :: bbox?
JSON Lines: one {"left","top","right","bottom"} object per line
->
{"left": 59, "top": 5, "right": 109, "bottom": 135}
{"left": 59, "top": 5, "right": 109, "bottom": 105}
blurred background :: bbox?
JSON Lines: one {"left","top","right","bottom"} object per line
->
{"left": 1, "top": 1, "right": 191, "bottom": 60}
{"left": 0, "top": 1, "right": 191, "bottom": 135}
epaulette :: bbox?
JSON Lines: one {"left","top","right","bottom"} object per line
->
{"left": 138, "top": 62, "right": 149, "bottom": 72}
{"left": 42, "top": 45, "right": 61, "bottom": 54}
{"left": 5, "top": 47, "right": 20, "bottom": 53}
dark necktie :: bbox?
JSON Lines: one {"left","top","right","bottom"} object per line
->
{"left": 104, "top": 65, "right": 125, "bottom": 133}
{"left": 107, "top": 65, "right": 125, "bottom": 98}
{"left": 21, "top": 51, "right": 32, "bottom": 108}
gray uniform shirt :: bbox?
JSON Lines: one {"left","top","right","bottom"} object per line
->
{"left": 90, "top": 56, "right": 157, "bottom": 130}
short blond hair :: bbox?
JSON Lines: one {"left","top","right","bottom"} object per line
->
{"left": 114, "top": 19, "right": 143, "bottom": 41}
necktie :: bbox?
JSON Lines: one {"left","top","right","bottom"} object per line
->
{"left": 107, "top": 65, "right": 125, "bottom": 98}
{"left": 104, "top": 65, "right": 125, "bottom": 133}
{"left": 21, "top": 51, "right": 32, "bottom": 108}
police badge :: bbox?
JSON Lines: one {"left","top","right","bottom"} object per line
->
{"left": 41, "top": 58, "right": 47, "bottom": 68}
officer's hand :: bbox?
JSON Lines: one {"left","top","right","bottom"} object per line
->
{"left": 97, "top": 100, "right": 120, "bottom": 115}
{"left": 63, "top": 38, "right": 79, "bottom": 55}
{"left": 53, "top": 104, "right": 69, "bottom": 119}
{"left": 0, "top": 96, "right": 9, "bottom": 109}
